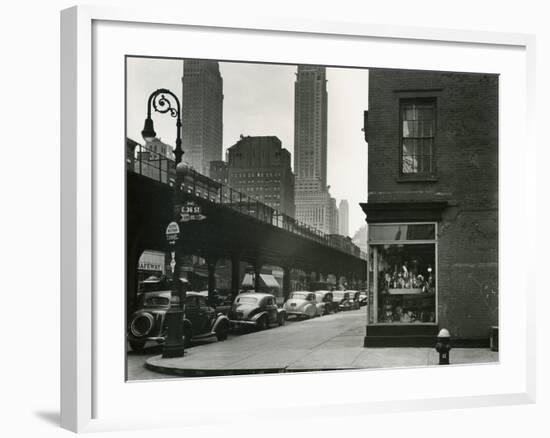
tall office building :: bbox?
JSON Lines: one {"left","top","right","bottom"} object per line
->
{"left": 227, "top": 136, "right": 295, "bottom": 217}
{"left": 351, "top": 225, "right": 368, "bottom": 254}
{"left": 296, "top": 190, "right": 334, "bottom": 234}
{"left": 209, "top": 160, "right": 229, "bottom": 186}
{"left": 339, "top": 199, "right": 349, "bottom": 236}
{"left": 294, "top": 65, "right": 328, "bottom": 189}
{"left": 181, "top": 60, "right": 223, "bottom": 176}
{"left": 329, "top": 196, "right": 339, "bottom": 235}
{"left": 294, "top": 65, "right": 334, "bottom": 233}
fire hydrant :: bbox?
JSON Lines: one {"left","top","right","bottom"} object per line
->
{"left": 435, "top": 328, "right": 451, "bottom": 365}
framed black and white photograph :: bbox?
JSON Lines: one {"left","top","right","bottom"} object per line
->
{"left": 60, "top": 5, "right": 536, "bottom": 433}
{"left": 125, "top": 58, "right": 499, "bottom": 380}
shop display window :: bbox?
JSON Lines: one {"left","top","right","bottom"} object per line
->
{"left": 368, "top": 223, "right": 437, "bottom": 324}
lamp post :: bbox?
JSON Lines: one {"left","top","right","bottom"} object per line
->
{"left": 142, "top": 88, "right": 184, "bottom": 165}
{"left": 142, "top": 88, "right": 186, "bottom": 358}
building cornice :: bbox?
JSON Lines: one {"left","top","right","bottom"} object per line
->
{"left": 360, "top": 201, "right": 449, "bottom": 223}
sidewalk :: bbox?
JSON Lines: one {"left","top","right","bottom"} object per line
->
{"left": 145, "top": 309, "right": 498, "bottom": 377}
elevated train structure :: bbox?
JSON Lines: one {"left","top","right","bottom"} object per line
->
{"left": 127, "top": 141, "right": 367, "bottom": 312}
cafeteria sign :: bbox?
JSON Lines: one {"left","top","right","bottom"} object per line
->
{"left": 179, "top": 201, "right": 206, "bottom": 223}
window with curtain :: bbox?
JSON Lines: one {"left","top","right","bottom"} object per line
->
{"left": 400, "top": 99, "right": 436, "bottom": 175}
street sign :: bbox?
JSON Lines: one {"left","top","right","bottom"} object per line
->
{"left": 165, "top": 221, "right": 180, "bottom": 244}
{"left": 178, "top": 201, "right": 207, "bottom": 223}
{"left": 180, "top": 213, "right": 206, "bottom": 223}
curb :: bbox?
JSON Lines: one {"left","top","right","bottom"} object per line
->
{"left": 145, "top": 356, "right": 356, "bottom": 377}
{"left": 145, "top": 361, "right": 286, "bottom": 377}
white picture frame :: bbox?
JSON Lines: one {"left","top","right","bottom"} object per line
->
{"left": 60, "top": 5, "right": 536, "bottom": 433}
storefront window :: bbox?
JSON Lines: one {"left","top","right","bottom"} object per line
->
{"left": 369, "top": 223, "right": 437, "bottom": 324}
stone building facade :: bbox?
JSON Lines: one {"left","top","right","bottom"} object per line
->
{"left": 209, "top": 160, "right": 229, "bottom": 186}
{"left": 338, "top": 199, "right": 349, "bottom": 237}
{"left": 181, "top": 60, "right": 223, "bottom": 176}
{"left": 293, "top": 65, "right": 338, "bottom": 233}
{"left": 295, "top": 188, "right": 338, "bottom": 234}
{"left": 227, "top": 136, "right": 295, "bottom": 218}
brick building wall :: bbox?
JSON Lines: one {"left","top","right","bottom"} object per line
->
{"left": 367, "top": 69, "right": 498, "bottom": 340}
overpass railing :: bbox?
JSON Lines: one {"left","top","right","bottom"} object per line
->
{"left": 127, "top": 143, "right": 364, "bottom": 259}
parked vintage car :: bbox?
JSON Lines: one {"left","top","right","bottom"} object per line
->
{"left": 197, "top": 290, "right": 232, "bottom": 315}
{"left": 128, "top": 290, "right": 230, "bottom": 352}
{"left": 358, "top": 291, "right": 369, "bottom": 307}
{"left": 331, "top": 290, "right": 351, "bottom": 311}
{"left": 228, "top": 292, "right": 286, "bottom": 330}
{"left": 346, "top": 290, "right": 361, "bottom": 310}
{"left": 313, "top": 290, "right": 337, "bottom": 315}
{"left": 283, "top": 291, "right": 319, "bottom": 319}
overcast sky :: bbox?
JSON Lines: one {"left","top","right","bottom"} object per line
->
{"left": 126, "top": 57, "right": 369, "bottom": 237}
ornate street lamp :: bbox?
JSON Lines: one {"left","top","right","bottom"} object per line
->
{"left": 142, "top": 88, "right": 184, "bottom": 165}
{"left": 142, "top": 88, "right": 186, "bottom": 358}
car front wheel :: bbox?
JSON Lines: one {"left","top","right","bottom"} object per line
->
{"left": 257, "top": 316, "right": 268, "bottom": 330}
{"left": 129, "top": 341, "right": 145, "bottom": 353}
{"left": 183, "top": 326, "right": 192, "bottom": 347}
{"left": 216, "top": 321, "right": 229, "bottom": 341}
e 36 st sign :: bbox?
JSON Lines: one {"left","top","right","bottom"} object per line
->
{"left": 178, "top": 201, "right": 206, "bottom": 223}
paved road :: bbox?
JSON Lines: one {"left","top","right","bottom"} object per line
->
{"left": 126, "top": 310, "right": 337, "bottom": 380}
{"left": 145, "top": 308, "right": 369, "bottom": 377}
{"left": 129, "top": 308, "right": 498, "bottom": 379}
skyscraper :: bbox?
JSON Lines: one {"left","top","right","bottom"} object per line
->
{"left": 294, "top": 65, "right": 334, "bottom": 233}
{"left": 294, "top": 65, "right": 328, "bottom": 189}
{"left": 339, "top": 199, "right": 349, "bottom": 236}
{"left": 352, "top": 225, "right": 368, "bottom": 254}
{"left": 181, "top": 60, "right": 223, "bottom": 176}
{"left": 329, "top": 196, "right": 339, "bottom": 235}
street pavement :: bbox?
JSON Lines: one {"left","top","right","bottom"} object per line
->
{"left": 140, "top": 309, "right": 498, "bottom": 378}
{"left": 127, "top": 331, "right": 242, "bottom": 380}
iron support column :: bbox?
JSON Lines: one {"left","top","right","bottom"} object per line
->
{"left": 254, "top": 262, "right": 262, "bottom": 292}
{"left": 231, "top": 253, "right": 241, "bottom": 301}
{"left": 304, "top": 269, "right": 313, "bottom": 291}
{"left": 126, "top": 245, "right": 142, "bottom": 315}
{"left": 335, "top": 272, "right": 342, "bottom": 290}
{"left": 283, "top": 266, "right": 291, "bottom": 301}
{"left": 206, "top": 257, "right": 218, "bottom": 307}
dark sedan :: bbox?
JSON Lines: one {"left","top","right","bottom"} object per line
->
{"left": 313, "top": 290, "right": 338, "bottom": 315}
{"left": 331, "top": 291, "right": 350, "bottom": 311}
{"left": 228, "top": 292, "right": 287, "bottom": 331}
{"left": 128, "top": 291, "right": 230, "bottom": 352}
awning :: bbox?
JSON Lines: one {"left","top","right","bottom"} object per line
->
{"left": 260, "top": 274, "right": 280, "bottom": 288}
{"left": 241, "top": 273, "right": 254, "bottom": 288}
{"left": 241, "top": 273, "right": 280, "bottom": 288}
